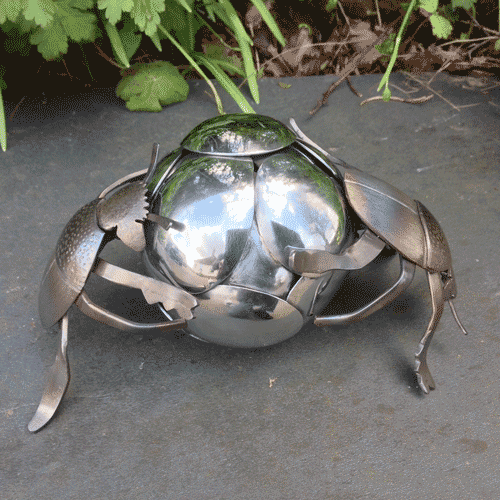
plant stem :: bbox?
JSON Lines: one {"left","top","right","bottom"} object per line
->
{"left": 0, "top": 89, "right": 6, "bottom": 152}
{"left": 377, "top": 0, "right": 418, "bottom": 92}
{"left": 157, "top": 24, "right": 225, "bottom": 114}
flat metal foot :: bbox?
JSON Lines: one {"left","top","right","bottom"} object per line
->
{"left": 28, "top": 314, "right": 70, "bottom": 432}
{"left": 414, "top": 272, "right": 444, "bottom": 394}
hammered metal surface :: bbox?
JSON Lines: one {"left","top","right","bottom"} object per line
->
{"left": 39, "top": 199, "right": 106, "bottom": 327}
{"left": 97, "top": 181, "right": 148, "bottom": 252}
{"left": 417, "top": 200, "right": 452, "bottom": 272}
{"left": 181, "top": 113, "right": 296, "bottom": 156}
{"left": 343, "top": 170, "right": 427, "bottom": 267}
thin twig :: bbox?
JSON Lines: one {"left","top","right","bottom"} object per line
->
{"left": 428, "top": 60, "right": 452, "bottom": 85}
{"left": 439, "top": 35, "right": 498, "bottom": 48}
{"left": 346, "top": 76, "right": 362, "bottom": 97}
{"left": 337, "top": 0, "right": 350, "bottom": 28}
{"left": 389, "top": 82, "right": 420, "bottom": 96}
{"left": 93, "top": 43, "right": 122, "bottom": 68}
{"left": 374, "top": 0, "right": 382, "bottom": 29}
{"left": 62, "top": 58, "right": 73, "bottom": 81}
{"left": 238, "top": 41, "right": 349, "bottom": 89}
{"left": 310, "top": 18, "right": 401, "bottom": 115}
{"left": 404, "top": 72, "right": 461, "bottom": 111}
{"left": 360, "top": 94, "right": 433, "bottom": 106}
{"left": 9, "top": 96, "right": 25, "bottom": 121}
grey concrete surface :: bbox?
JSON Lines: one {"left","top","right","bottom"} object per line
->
{"left": 1, "top": 73, "right": 499, "bottom": 499}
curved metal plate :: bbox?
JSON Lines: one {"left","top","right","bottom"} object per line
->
{"left": 344, "top": 170, "right": 427, "bottom": 268}
{"left": 146, "top": 147, "right": 183, "bottom": 199}
{"left": 97, "top": 181, "right": 148, "bottom": 252}
{"left": 181, "top": 114, "right": 295, "bottom": 156}
{"left": 417, "top": 201, "right": 452, "bottom": 272}
{"left": 39, "top": 199, "right": 107, "bottom": 327}
{"left": 227, "top": 222, "right": 296, "bottom": 299}
{"left": 146, "top": 155, "right": 255, "bottom": 293}
{"left": 186, "top": 285, "right": 304, "bottom": 347}
{"left": 255, "top": 149, "right": 347, "bottom": 270}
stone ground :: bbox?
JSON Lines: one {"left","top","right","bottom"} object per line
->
{"left": 1, "top": 73, "right": 499, "bottom": 499}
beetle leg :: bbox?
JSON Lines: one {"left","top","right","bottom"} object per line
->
{"left": 75, "top": 292, "right": 188, "bottom": 332}
{"left": 28, "top": 314, "right": 70, "bottom": 432}
{"left": 92, "top": 258, "right": 198, "bottom": 320}
{"left": 415, "top": 271, "right": 445, "bottom": 393}
{"left": 315, "top": 255, "right": 415, "bottom": 326}
{"left": 287, "top": 229, "right": 386, "bottom": 277}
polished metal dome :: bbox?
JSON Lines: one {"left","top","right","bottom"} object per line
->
{"left": 144, "top": 114, "right": 349, "bottom": 347}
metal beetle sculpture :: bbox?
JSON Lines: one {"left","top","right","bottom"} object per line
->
{"left": 29, "top": 114, "right": 467, "bottom": 432}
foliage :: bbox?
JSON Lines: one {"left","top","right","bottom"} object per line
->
{"left": 375, "top": 0, "right": 490, "bottom": 100}
{"left": 0, "top": 0, "right": 498, "bottom": 152}
{"left": 116, "top": 61, "right": 189, "bottom": 111}
{"left": 0, "top": 0, "right": 286, "bottom": 151}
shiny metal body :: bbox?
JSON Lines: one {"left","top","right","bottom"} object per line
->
{"left": 31, "top": 113, "right": 468, "bottom": 432}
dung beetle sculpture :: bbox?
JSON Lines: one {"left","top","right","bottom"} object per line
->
{"left": 29, "top": 114, "right": 468, "bottom": 432}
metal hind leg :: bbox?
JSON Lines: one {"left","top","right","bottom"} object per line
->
{"left": 415, "top": 272, "right": 444, "bottom": 394}
{"left": 28, "top": 314, "right": 70, "bottom": 432}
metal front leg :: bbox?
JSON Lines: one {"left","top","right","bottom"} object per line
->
{"left": 28, "top": 314, "right": 70, "bottom": 432}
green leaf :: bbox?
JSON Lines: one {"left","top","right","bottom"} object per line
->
{"left": 158, "top": 23, "right": 225, "bottom": 114}
{"left": 278, "top": 82, "right": 291, "bottom": 89}
{"left": 430, "top": 13, "right": 453, "bottom": 39}
{"left": 159, "top": 1, "right": 198, "bottom": 53}
{"left": 30, "top": 0, "right": 97, "bottom": 59}
{"left": 70, "top": 0, "right": 95, "bottom": 8}
{"left": 174, "top": 0, "right": 192, "bottom": 13}
{"left": 149, "top": 31, "right": 162, "bottom": 51}
{"left": 419, "top": 0, "right": 438, "bottom": 14}
{"left": 218, "top": 0, "right": 258, "bottom": 103}
{"left": 130, "top": 0, "right": 165, "bottom": 36}
{"left": 326, "top": 0, "right": 338, "bottom": 11}
{"left": 249, "top": 0, "right": 286, "bottom": 46}
{"left": 217, "top": 0, "right": 252, "bottom": 46}
{"left": 196, "top": 54, "right": 254, "bottom": 113}
{"left": 0, "top": 0, "right": 23, "bottom": 24}
{"left": 23, "top": 0, "right": 57, "bottom": 27}
{"left": 0, "top": 66, "right": 6, "bottom": 90}
{"left": 495, "top": 39, "right": 500, "bottom": 51}
{"left": 203, "top": 40, "right": 243, "bottom": 76}
{"left": 2, "top": 21, "right": 33, "bottom": 56}
{"left": 206, "top": 57, "right": 243, "bottom": 77}
{"left": 116, "top": 61, "right": 189, "bottom": 111}
{"left": 105, "top": 21, "right": 130, "bottom": 67}
{"left": 119, "top": 15, "right": 143, "bottom": 60}
{"left": 375, "top": 33, "right": 396, "bottom": 56}
{"left": 98, "top": 0, "right": 134, "bottom": 25}
{"left": 30, "top": 22, "right": 67, "bottom": 58}
{"left": 451, "top": 0, "right": 476, "bottom": 10}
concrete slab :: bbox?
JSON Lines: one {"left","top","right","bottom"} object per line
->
{"left": 1, "top": 73, "right": 499, "bottom": 499}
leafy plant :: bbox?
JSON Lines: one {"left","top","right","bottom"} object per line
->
{"left": 375, "top": 0, "right": 494, "bottom": 101}
{"left": 0, "top": 0, "right": 286, "bottom": 151}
